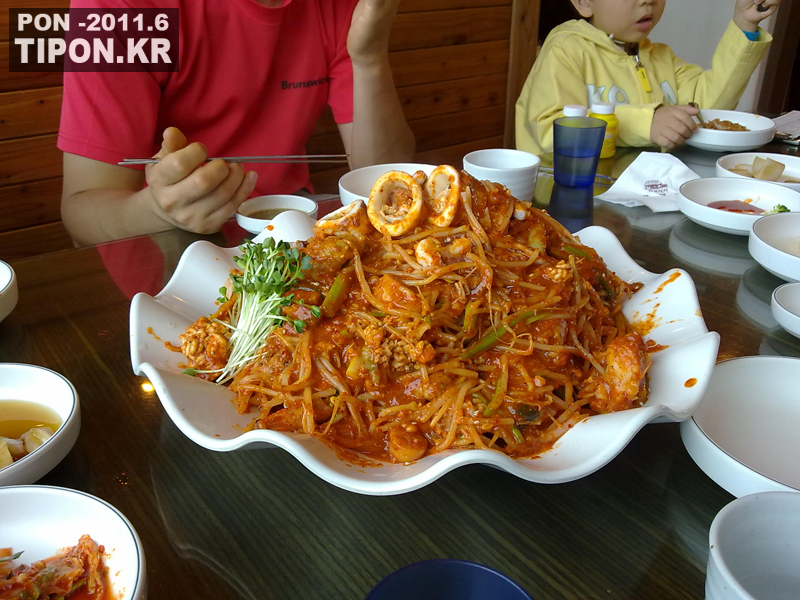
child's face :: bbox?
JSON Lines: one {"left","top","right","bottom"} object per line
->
{"left": 570, "top": 0, "right": 666, "bottom": 43}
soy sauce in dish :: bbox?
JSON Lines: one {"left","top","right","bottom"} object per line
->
{"left": 707, "top": 200, "right": 764, "bottom": 215}
{"left": 0, "top": 400, "right": 61, "bottom": 438}
{"left": 247, "top": 208, "right": 288, "bottom": 220}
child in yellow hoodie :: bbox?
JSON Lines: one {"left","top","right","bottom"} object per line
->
{"left": 515, "top": 0, "right": 779, "bottom": 155}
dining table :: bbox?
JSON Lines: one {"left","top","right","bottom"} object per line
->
{"left": 2, "top": 142, "right": 799, "bottom": 600}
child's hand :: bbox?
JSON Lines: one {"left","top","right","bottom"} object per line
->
{"left": 650, "top": 105, "right": 700, "bottom": 149}
{"left": 734, "top": 0, "right": 780, "bottom": 32}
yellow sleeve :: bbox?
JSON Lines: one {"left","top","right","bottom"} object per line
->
{"left": 673, "top": 20, "right": 772, "bottom": 108}
{"left": 515, "top": 45, "right": 592, "bottom": 156}
{"left": 615, "top": 102, "right": 662, "bottom": 147}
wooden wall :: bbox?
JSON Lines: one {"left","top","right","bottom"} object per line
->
{"left": 0, "top": 0, "right": 539, "bottom": 261}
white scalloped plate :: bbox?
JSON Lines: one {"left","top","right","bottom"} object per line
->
{"left": 130, "top": 224, "right": 719, "bottom": 495}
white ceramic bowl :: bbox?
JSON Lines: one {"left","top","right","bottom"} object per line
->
{"left": 130, "top": 221, "right": 719, "bottom": 495}
{"left": 0, "top": 364, "right": 81, "bottom": 486}
{"left": 338, "top": 163, "right": 436, "bottom": 205}
{"left": 749, "top": 212, "right": 800, "bottom": 281}
{"left": 687, "top": 110, "right": 776, "bottom": 152}
{"left": 236, "top": 195, "right": 317, "bottom": 235}
{"left": 462, "top": 149, "right": 541, "bottom": 202}
{"left": 0, "top": 485, "right": 146, "bottom": 599}
{"left": 772, "top": 282, "right": 800, "bottom": 339}
{"left": 716, "top": 152, "right": 800, "bottom": 192}
{"left": 0, "top": 260, "right": 18, "bottom": 324}
{"left": 678, "top": 177, "right": 800, "bottom": 236}
{"left": 680, "top": 356, "right": 800, "bottom": 497}
{"left": 706, "top": 492, "right": 800, "bottom": 600}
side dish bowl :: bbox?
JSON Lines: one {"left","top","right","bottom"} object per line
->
{"left": 0, "top": 260, "right": 18, "bottom": 324}
{"left": 236, "top": 195, "right": 318, "bottom": 235}
{"left": 686, "top": 110, "right": 776, "bottom": 152}
{"left": 716, "top": 152, "right": 800, "bottom": 192}
{"left": 0, "top": 485, "right": 146, "bottom": 600}
{"left": 681, "top": 356, "right": 800, "bottom": 497}
{"left": 130, "top": 220, "right": 719, "bottom": 495}
{"left": 678, "top": 177, "right": 800, "bottom": 236}
{"left": 748, "top": 211, "right": 800, "bottom": 281}
{"left": 772, "top": 282, "right": 800, "bottom": 339}
{"left": 0, "top": 363, "right": 81, "bottom": 487}
{"left": 339, "top": 163, "right": 436, "bottom": 205}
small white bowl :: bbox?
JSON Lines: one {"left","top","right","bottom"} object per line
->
{"left": 687, "top": 110, "right": 776, "bottom": 152}
{"left": 678, "top": 177, "right": 800, "bottom": 236}
{"left": 716, "top": 152, "right": 800, "bottom": 192}
{"left": 338, "top": 163, "right": 436, "bottom": 205}
{"left": 0, "top": 364, "right": 81, "bottom": 486}
{"left": 749, "top": 212, "right": 800, "bottom": 281}
{"left": 680, "top": 356, "right": 800, "bottom": 497}
{"left": 706, "top": 492, "right": 800, "bottom": 600}
{"left": 0, "top": 260, "right": 18, "bottom": 324}
{"left": 236, "top": 195, "right": 317, "bottom": 235}
{"left": 462, "top": 149, "right": 541, "bottom": 202}
{"left": 0, "top": 485, "right": 146, "bottom": 599}
{"left": 772, "top": 282, "right": 800, "bottom": 339}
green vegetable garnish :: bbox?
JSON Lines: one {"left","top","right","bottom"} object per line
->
{"left": 769, "top": 204, "right": 790, "bottom": 214}
{"left": 463, "top": 310, "right": 551, "bottom": 359}
{"left": 0, "top": 550, "right": 23, "bottom": 563}
{"left": 216, "top": 239, "right": 310, "bottom": 383}
{"left": 563, "top": 244, "right": 591, "bottom": 258}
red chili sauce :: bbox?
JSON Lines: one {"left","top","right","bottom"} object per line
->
{"left": 707, "top": 200, "right": 763, "bottom": 215}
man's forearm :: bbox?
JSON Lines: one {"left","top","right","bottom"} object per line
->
{"left": 62, "top": 187, "right": 173, "bottom": 247}
{"left": 349, "top": 57, "right": 415, "bottom": 168}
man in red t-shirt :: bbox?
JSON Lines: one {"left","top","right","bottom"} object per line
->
{"left": 58, "top": 0, "right": 415, "bottom": 246}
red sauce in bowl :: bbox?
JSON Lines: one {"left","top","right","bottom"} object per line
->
{"left": 707, "top": 200, "right": 764, "bottom": 214}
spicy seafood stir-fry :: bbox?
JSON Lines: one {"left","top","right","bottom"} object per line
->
{"left": 176, "top": 165, "right": 650, "bottom": 464}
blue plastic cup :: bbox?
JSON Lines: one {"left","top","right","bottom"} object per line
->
{"left": 552, "top": 116, "right": 607, "bottom": 187}
{"left": 365, "top": 559, "right": 532, "bottom": 600}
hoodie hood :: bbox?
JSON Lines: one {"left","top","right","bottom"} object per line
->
{"left": 545, "top": 19, "right": 653, "bottom": 58}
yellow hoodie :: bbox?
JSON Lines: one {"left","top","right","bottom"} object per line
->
{"left": 515, "top": 19, "right": 772, "bottom": 156}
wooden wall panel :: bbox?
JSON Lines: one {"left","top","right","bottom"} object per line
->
{"left": 0, "top": 43, "right": 64, "bottom": 93}
{"left": 0, "top": 134, "right": 61, "bottom": 186}
{"left": 0, "top": 178, "right": 62, "bottom": 233}
{"left": 0, "top": 222, "right": 73, "bottom": 261}
{"left": 389, "top": 40, "right": 509, "bottom": 86}
{"left": 398, "top": 0, "right": 510, "bottom": 12}
{"left": 390, "top": 8, "right": 511, "bottom": 52}
{"left": 0, "top": 87, "right": 63, "bottom": 141}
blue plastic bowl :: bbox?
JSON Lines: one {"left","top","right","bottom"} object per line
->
{"left": 365, "top": 559, "right": 532, "bottom": 600}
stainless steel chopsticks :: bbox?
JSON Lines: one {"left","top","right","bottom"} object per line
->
{"left": 119, "top": 154, "right": 350, "bottom": 165}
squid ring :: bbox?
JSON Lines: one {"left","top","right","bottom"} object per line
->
{"left": 424, "top": 165, "right": 461, "bottom": 228}
{"left": 367, "top": 171, "right": 425, "bottom": 237}
{"left": 314, "top": 199, "right": 370, "bottom": 235}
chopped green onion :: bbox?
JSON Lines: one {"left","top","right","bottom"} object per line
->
{"left": 0, "top": 550, "right": 23, "bottom": 563}
{"left": 463, "top": 309, "right": 550, "bottom": 359}
{"left": 511, "top": 427, "right": 525, "bottom": 444}
{"left": 320, "top": 273, "right": 350, "bottom": 318}
{"left": 563, "top": 244, "right": 591, "bottom": 258}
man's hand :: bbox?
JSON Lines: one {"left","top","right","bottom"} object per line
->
{"left": 347, "top": 0, "right": 400, "bottom": 65}
{"left": 650, "top": 105, "right": 700, "bottom": 149}
{"left": 146, "top": 127, "right": 257, "bottom": 234}
{"left": 734, "top": 0, "right": 780, "bottom": 32}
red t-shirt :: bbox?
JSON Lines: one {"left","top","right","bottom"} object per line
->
{"left": 58, "top": 0, "right": 357, "bottom": 195}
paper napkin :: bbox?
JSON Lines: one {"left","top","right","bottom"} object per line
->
{"left": 596, "top": 152, "right": 700, "bottom": 213}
